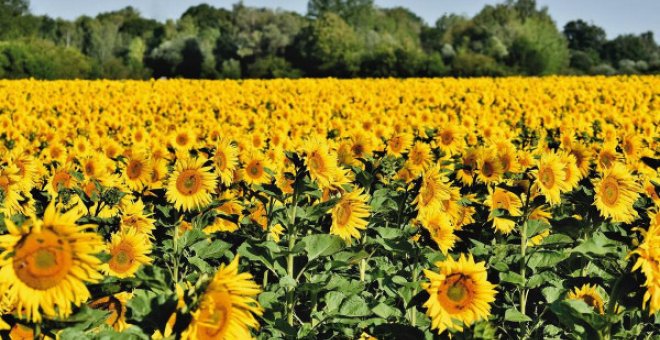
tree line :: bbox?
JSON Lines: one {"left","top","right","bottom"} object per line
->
{"left": 0, "top": 0, "right": 658, "bottom": 79}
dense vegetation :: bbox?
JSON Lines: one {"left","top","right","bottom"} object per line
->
{"left": 0, "top": 77, "right": 658, "bottom": 338}
{"left": 0, "top": 0, "right": 658, "bottom": 79}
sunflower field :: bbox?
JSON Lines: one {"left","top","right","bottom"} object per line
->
{"left": 0, "top": 77, "right": 658, "bottom": 339}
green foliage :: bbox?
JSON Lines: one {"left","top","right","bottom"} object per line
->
{"left": 0, "top": 0, "right": 657, "bottom": 78}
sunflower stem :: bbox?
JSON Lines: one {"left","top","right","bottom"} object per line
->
{"left": 359, "top": 258, "right": 366, "bottom": 281}
{"left": 519, "top": 179, "right": 533, "bottom": 319}
{"left": 172, "top": 223, "right": 179, "bottom": 285}
{"left": 411, "top": 265, "right": 418, "bottom": 327}
{"left": 286, "top": 185, "right": 299, "bottom": 326}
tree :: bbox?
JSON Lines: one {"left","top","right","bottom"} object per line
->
{"left": 563, "top": 20, "right": 606, "bottom": 52}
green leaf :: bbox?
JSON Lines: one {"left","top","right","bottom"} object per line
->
{"left": 372, "top": 302, "right": 400, "bottom": 319}
{"left": 571, "top": 233, "right": 617, "bottom": 256}
{"left": 541, "top": 233, "right": 574, "bottom": 246}
{"left": 279, "top": 275, "right": 297, "bottom": 290}
{"left": 339, "top": 295, "right": 371, "bottom": 317}
{"left": 542, "top": 286, "right": 563, "bottom": 303}
{"left": 190, "top": 239, "right": 231, "bottom": 259}
{"left": 528, "top": 250, "right": 565, "bottom": 270}
{"left": 324, "top": 291, "right": 345, "bottom": 313}
{"left": 187, "top": 256, "right": 213, "bottom": 273}
{"left": 500, "top": 271, "right": 525, "bottom": 286}
{"left": 505, "top": 308, "right": 532, "bottom": 322}
{"left": 302, "top": 234, "right": 345, "bottom": 261}
{"left": 374, "top": 226, "right": 403, "bottom": 239}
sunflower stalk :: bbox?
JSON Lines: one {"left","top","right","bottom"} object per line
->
{"left": 286, "top": 177, "right": 299, "bottom": 327}
{"left": 519, "top": 178, "right": 533, "bottom": 319}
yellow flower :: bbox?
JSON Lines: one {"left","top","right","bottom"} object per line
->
{"left": 183, "top": 256, "right": 262, "bottom": 339}
{"left": 330, "top": 187, "right": 370, "bottom": 244}
{"left": 0, "top": 203, "right": 104, "bottom": 322}
{"left": 484, "top": 187, "right": 522, "bottom": 234}
{"left": 566, "top": 284, "right": 605, "bottom": 315}
{"left": 166, "top": 156, "right": 217, "bottom": 212}
{"left": 305, "top": 137, "right": 339, "bottom": 189}
{"left": 102, "top": 228, "right": 153, "bottom": 278}
{"left": 214, "top": 137, "right": 239, "bottom": 186}
{"left": 418, "top": 211, "right": 457, "bottom": 255}
{"left": 422, "top": 254, "right": 497, "bottom": 334}
{"left": 592, "top": 162, "right": 640, "bottom": 224}
{"left": 534, "top": 151, "right": 570, "bottom": 206}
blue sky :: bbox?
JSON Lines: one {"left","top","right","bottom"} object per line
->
{"left": 29, "top": 0, "right": 660, "bottom": 39}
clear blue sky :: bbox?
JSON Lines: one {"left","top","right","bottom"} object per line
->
{"left": 29, "top": 0, "right": 660, "bottom": 39}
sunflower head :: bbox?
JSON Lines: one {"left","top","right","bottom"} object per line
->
{"left": 165, "top": 156, "right": 217, "bottom": 212}
{"left": 0, "top": 203, "right": 104, "bottom": 322}
{"left": 422, "top": 254, "right": 497, "bottom": 334}
{"left": 566, "top": 284, "right": 605, "bottom": 315}
{"left": 330, "top": 187, "right": 371, "bottom": 244}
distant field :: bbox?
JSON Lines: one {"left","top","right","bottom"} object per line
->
{"left": 0, "top": 77, "right": 658, "bottom": 338}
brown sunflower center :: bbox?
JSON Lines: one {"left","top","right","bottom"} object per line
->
{"left": 441, "top": 131, "right": 453, "bottom": 145}
{"left": 308, "top": 152, "right": 324, "bottom": 172}
{"left": 109, "top": 242, "right": 136, "bottom": 273}
{"left": 437, "top": 274, "right": 475, "bottom": 313}
{"left": 335, "top": 201, "right": 353, "bottom": 227}
{"left": 84, "top": 161, "right": 96, "bottom": 176}
{"left": 539, "top": 166, "right": 555, "bottom": 188}
{"left": 246, "top": 161, "right": 263, "bottom": 178}
{"left": 52, "top": 171, "right": 72, "bottom": 191}
{"left": 127, "top": 160, "right": 144, "bottom": 180}
{"left": 421, "top": 182, "right": 436, "bottom": 207}
{"left": 351, "top": 144, "right": 365, "bottom": 158}
{"left": 601, "top": 177, "right": 619, "bottom": 206}
{"left": 176, "top": 169, "right": 203, "bottom": 195}
{"left": 493, "top": 192, "right": 510, "bottom": 210}
{"left": 390, "top": 137, "right": 402, "bottom": 151}
{"left": 215, "top": 152, "right": 227, "bottom": 170}
{"left": 482, "top": 161, "right": 494, "bottom": 177}
{"left": 0, "top": 175, "right": 10, "bottom": 192}
{"left": 198, "top": 291, "right": 233, "bottom": 338}
{"left": 13, "top": 229, "right": 73, "bottom": 290}
{"left": 176, "top": 133, "right": 189, "bottom": 146}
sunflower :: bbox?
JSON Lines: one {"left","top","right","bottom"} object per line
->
{"left": 566, "top": 142, "right": 592, "bottom": 178}
{"left": 455, "top": 149, "right": 478, "bottom": 187}
{"left": 593, "top": 162, "right": 640, "bottom": 224}
{"left": 422, "top": 254, "right": 497, "bottom": 334}
{"left": 122, "top": 149, "right": 152, "bottom": 191}
{"left": 7, "top": 147, "right": 38, "bottom": 193}
{"left": 305, "top": 138, "right": 339, "bottom": 189}
{"left": 387, "top": 133, "right": 413, "bottom": 157}
{"left": 534, "top": 152, "right": 570, "bottom": 206}
{"left": 413, "top": 166, "right": 452, "bottom": 216}
{"left": 45, "top": 164, "right": 77, "bottom": 198}
{"left": 407, "top": 142, "right": 434, "bottom": 173}
{"left": 596, "top": 145, "right": 621, "bottom": 173}
{"left": 166, "top": 156, "right": 217, "bottom": 212}
{"left": 170, "top": 128, "right": 198, "bottom": 151}
{"left": 558, "top": 151, "right": 581, "bottom": 191}
{"left": 435, "top": 125, "right": 464, "bottom": 156}
{"left": 204, "top": 192, "right": 243, "bottom": 234}
{"left": 476, "top": 148, "right": 503, "bottom": 184}
{"left": 183, "top": 256, "right": 262, "bottom": 340}
{"left": 147, "top": 158, "right": 169, "bottom": 190}
{"left": 630, "top": 217, "right": 660, "bottom": 314}
{"left": 0, "top": 203, "right": 104, "bottom": 322}
{"left": 102, "top": 228, "right": 153, "bottom": 278}
{"left": 493, "top": 141, "right": 520, "bottom": 174}
{"left": 484, "top": 187, "right": 522, "bottom": 234}
{"left": 214, "top": 138, "right": 239, "bottom": 186}
{"left": 418, "top": 211, "right": 457, "bottom": 255}
{"left": 566, "top": 284, "right": 605, "bottom": 314}
{"left": 330, "top": 187, "right": 370, "bottom": 244}
{"left": 0, "top": 164, "right": 22, "bottom": 216}
{"left": 241, "top": 150, "right": 271, "bottom": 186}
{"left": 88, "top": 292, "right": 132, "bottom": 331}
